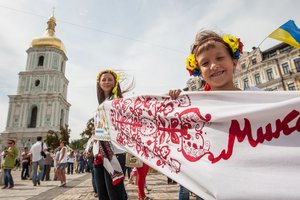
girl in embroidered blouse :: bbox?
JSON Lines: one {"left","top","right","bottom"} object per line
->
{"left": 93, "top": 69, "right": 128, "bottom": 200}
{"left": 169, "top": 30, "right": 244, "bottom": 200}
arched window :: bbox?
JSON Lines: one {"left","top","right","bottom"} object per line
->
{"left": 61, "top": 61, "right": 64, "bottom": 72}
{"left": 29, "top": 106, "right": 38, "bottom": 128}
{"left": 38, "top": 56, "right": 44, "bottom": 66}
{"left": 60, "top": 109, "right": 64, "bottom": 127}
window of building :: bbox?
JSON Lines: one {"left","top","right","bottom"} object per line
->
{"left": 191, "top": 85, "right": 197, "bottom": 91}
{"left": 234, "top": 81, "right": 238, "bottom": 88}
{"left": 279, "top": 45, "right": 293, "bottom": 53}
{"left": 60, "top": 109, "right": 64, "bottom": 127}
{"left": 61, "top": 61, "right": 64, "bottom": 72}
{"left": 252, "top": 58, "right": 257, "bottom": 65}
{"left": 288, "top": 82, "right": 296, "bottom": 90}
{"left": 29, "top": 106, "right": 38, "bottom": 128}
{"left": 294, "top": 58, "right": 300, "bottom": 72}
{"left": 38, "top": 56, "right": 44, "bottom": 66}
{"left": 269, "top": 87, "right": 278, "bottom": 91}
{"left": 35, "top": 80, "right": 40, "bottom": 86}
{"left": 269, "top": 52, "right": 277, "bottom": 58}
{"left": 254, "top": 73, "right": 261, "bottom": 84}
{"left": 243, "top": 77, "right": 249, "bottom": 89}
{"left": 241, "top": 63, "right": 246, "bottom": 69}
{"left": 281, "top": 63, "right": 290, "bottom": 75}
{"left": 266, "top": 68, "right": 274, "bottom": 80}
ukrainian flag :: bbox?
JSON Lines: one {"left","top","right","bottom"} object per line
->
{"left": 268, "top": 20, "right": 300, "bottom": 49}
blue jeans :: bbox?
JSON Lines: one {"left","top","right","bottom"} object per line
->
{"left": 4, "top": 169, "right": 13, "bottom": 186}
{"left": 87, "top": 158, "right": 97, "bottom": 193}
{"left": 179, "top": 185, "right": 204, "bottom": 200}
{"left": 21, "top": 164, "right": 30, "bottom": 179}
{"left": 32, "top": 159, "right": 44, "bottom": 185}
{"left": 78, "top": 160, "right": 84, "bottom": 173}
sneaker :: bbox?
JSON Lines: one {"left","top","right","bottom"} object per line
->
{"left": 59, "top": 182, "right": 66, "bottom": 187}
{"left": 145, "top": 186, "right": 152, "bottom": 192}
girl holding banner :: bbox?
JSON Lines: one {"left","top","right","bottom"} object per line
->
{"left": 169, "top": 30, "right": 244, "bottom": 200}
{"left": 93, "top": 69, "right": 127, "bottom": 200}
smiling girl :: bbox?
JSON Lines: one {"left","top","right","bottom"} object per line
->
{"left": 169, "top": 30, "right": 244, "bottom": 200}
{"left": 169, "top": 30, "right": 243, "bottom": 99}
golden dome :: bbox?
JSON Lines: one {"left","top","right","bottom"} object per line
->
{"left": 30, "top": 15, "right": 67, "bottom": 54}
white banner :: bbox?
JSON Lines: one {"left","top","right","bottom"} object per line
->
{"left": 104, "top": 91, "right": 300, "bottom": 200}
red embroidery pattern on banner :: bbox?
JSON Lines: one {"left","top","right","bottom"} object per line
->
{"left": 110, "top": 95, "right": 300, "bottom": 173}
{"left": 110, "top": 95, "right": 212, "bottom": 173}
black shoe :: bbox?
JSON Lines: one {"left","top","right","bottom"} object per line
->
{"left": 1, "top": 185, "right": 8, "bottom": 189}
{"left": 37, "top": 180, "right": 41, "bottom": 185}
{"left": 8, "top": 185, "right": 14, "bottom": 189}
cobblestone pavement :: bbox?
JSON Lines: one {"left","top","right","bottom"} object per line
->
{"left": 0, "top": 169, "right": 197, "bottom": 200}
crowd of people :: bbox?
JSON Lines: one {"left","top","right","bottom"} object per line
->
{"left": 0, "top": 136, "right": 155, "bottom": 199}
{"left": 1, "top": 28, "right": 246, "bottom": 200}
{"left": 0, "top": 137, "right": 102, "bottom": 188}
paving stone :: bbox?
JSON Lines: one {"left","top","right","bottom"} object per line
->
{"left": 0, "top": 169, "right": 199, "bottom": 200}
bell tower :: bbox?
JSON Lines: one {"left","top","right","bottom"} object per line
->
{"left": 1, "top": 14, "right": 71, "bottom": 148}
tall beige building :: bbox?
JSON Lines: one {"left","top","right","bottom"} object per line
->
{"left": 234, "top": 43, "right": 300, "bottom": 91}
{"left": 0, "top": 15, "right": 71, "bottom": 149}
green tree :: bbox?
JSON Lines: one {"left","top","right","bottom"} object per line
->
{"left": 45, "top": 130, "right": 60, "bottom": 150}
{"left": 45, "top": 125, "right": 71, "bottom": 150}
{"left": 68, "top": 117, "right": 94, "bottom": 151}
{"left": 80, "top": 117, "right": 94, "bottom": 139}
{"left": 60, "top": 124, "right": 71, "bottom": 145}
{"left": 69, "top": 138, "right": 88, "bottom": 150}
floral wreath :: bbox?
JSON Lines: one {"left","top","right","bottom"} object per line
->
{"left": 186, "top": 34, "right": 244, "bottom": 76}
{"left": 97, "top": 69, "right": 120, "bottom": 98}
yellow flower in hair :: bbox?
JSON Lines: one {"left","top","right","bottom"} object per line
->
{"left": 186, "top": 54, "right": 200, "bottom": 76}
{"left": 223, "top": 35, "right": 239, "bottom": 53}
{"left": 186, "top": 54, "right": 198, "bottom": 71}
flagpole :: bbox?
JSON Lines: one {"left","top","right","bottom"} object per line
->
{"left": 256, "top": 36, "right": 269, "bottom": 49}
{"left": 245, "top": 36, "right": 269, "bottom": 72}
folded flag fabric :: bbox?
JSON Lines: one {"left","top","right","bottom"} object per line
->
{"left": 104, "top": 91, "right": 300, "bottom": 200}
{"left": 268, "top": 20, "right": 300, "bottom": 49}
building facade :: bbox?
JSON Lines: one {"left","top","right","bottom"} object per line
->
{"left": 1, "top": 15, "right": 71, "bottom": 149}
{"left": 234, "top": 43, "right": 300, "bottom": 91}
{"left": 183, "top": 76, "right": 205, "bottom": 91}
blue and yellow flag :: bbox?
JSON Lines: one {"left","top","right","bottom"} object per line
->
{"left": 268, "top": 20, "right": 300, "bottom": 49}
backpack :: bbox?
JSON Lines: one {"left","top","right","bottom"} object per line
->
{"left": 40, "top": 142, "right": 47, "bottom": 158}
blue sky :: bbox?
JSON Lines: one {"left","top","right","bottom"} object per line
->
{"left": 0, "top": 0, "right": 300, "bottom": 140}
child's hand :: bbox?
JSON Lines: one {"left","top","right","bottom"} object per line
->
{"left": 168, "top": 89, "right": 182, "bottom": 100}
